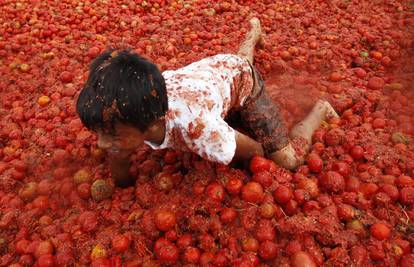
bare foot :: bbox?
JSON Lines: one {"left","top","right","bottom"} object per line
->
{"left": 270, "top": 143, "right": 302, "bottom": 170}
{"left": 249, "top": 17, "right": 263, "bottom": 45}
{"left": 314, "top": 100, "right": 339, "bottom": 119}
{"left": 249, "top": 18, "right": 266, "bottom": 48}
{"left": 323, "top": 101, "right": 339, "bottom": 119}
{"left": 249, "top": 17, "right": 261, "bottom": 32}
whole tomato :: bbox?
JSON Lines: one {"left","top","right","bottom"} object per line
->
{"left": 154, "top": 238, "right": 178, "bottom": 264}
{"left": 241, "top": 182, "right": 264, "bottom": 203}
{"left": 112, "top": 234, "right": 131, "bottom": 253}
{"left": 206, "top": 182, "right": 226, "bottom": 202}
{"left": 250, "top": 156, "right": 271, "bottom": 173}
{"left": 154, "top": 210, "right": 176, "bottom": 232}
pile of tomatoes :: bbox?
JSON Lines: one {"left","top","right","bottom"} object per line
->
{"left": 1, "top": 0, "right": 414, "bottom": 266}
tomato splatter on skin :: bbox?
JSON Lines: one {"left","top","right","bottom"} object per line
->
{"left": 0, "top": 1, "right": 413, "bottom": 266}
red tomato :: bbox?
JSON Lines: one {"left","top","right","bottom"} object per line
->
{"left": 291, "top": 251, "right": 317, "bottom": 267}
{"left": 259, "top": 203, "right": 276, "bottom": 219}
{"left": 220, "top": 207, "right": 238, "bottom": 224}
{"left": 400, "top": 254, "right": 414, "bottom": 267}
{"left": 37, "top": 254, "right": 55, "bottom": 267}
{"left": 37, "top": 180, "right": 53, "bottom": 196}
{"left": 59, "top": 71, "right": 73, "bottom": 83}
{"left": 346, "top": 177, "right": 361, "bottom": 192}
{"left": 367, "top": 77, "right": 385, "bottom": 90}
{"left": 112, "top": 234, "right": 130, "bottom": 253}
{"left": 354, "top": 68, "right": 367, "bottom": 78}
{"left": 297, "top": 178, "right": 319, "bottom": 198}
{"left": 154, "top": 210, "right": 176, "bottom": 231}
{"left": 350, "top": 145, "right": 364, "bottom": 159}
{"left": 258, "top": 240, "right": 278, "bottom": 260}
{"left": 183, "top": 247, "right": 201, "bottom": 263}
{"left": 400, "top": 187, "right": 414, "bottom": 205}
{"left": 35, "top": 241, "right": 54, "bottom": 258}
{"left": 370, "top": 222, "right": 391, "bottom": 240}
{"left": 154, "top": 238, "right": 179, "bottom": 264}
{"left": 78, "top": 211, "right": 98, "bottom": 233}
{"left": 337, "top": 203, "right": 355, "bottom": 221}
{"left": 325, "top": 128, "right": 344, "bottom": 146}
{"left": 15, "top": 239, "right": 30, "bottom": 254}
{"left": 91, "top": 258, "right": 111, "bottom": 267}
{"left": 332, "top": 162, "right": 351, "bottom": 177}
{"left": 1, "top": 2, "right": 413, "bottom": 266}
{"left": 250, "top": 156, "right": 271, "bottom": 173}
{"left": 372, "top": 118, "right": 386, "bottom": 129}
{"left": 273, "top": 185, "right": 293, "bottom": 204}
{"left": 225, "top": 178, "right": 243, "bottom": 195}
{"left": 32, "top": 195, "right": 49, "bottom": 210}
{"left": 255, "top": 219, "right": 276, "bottom": 242}
{"left": 206, "top": 182, "right": 226, "bottom": 202}
{"left": 176, "top": 234, "right": 192, "bottom": 249}
{"left": 55, "top": 251, "right": 74, "bottom": 266}
{"left": 241, "top": 182, "right": 264, "bottom": 203}
{"left": 381, "top": 184, "right": 399, "bottom": 201}
{"left": 319, "top": 171, "right": 345, "bottom": 193}
{"left": 307, "top": 153, "right": 323, "bottom": 173}
{"left": 284, "top": 199, "right": 299, "bottom": 216}
{"left": 110, "top": 256, "right": 122, "bottom": 267}
{"left": 165, "top": 229, "right": 177, "bottom": 241}
{"left": 200, "top": 252, "right": 215, "bottom": 265}
{"left": 76, "top": 183, "right": 91, "bottom": 200}
{"left": 241, "top": 237, "right": 259, "bottom": 252}
{"left": 396, "top": 175, "right": 414, "bottom": 187}
{"left": 350, "top": 245, "right": 368, "bottom": 265}
{"left": 329, "top": 72, "right": 342, "bottom": 82}
{"left": 252, "top": 171, "right": 273, "bottom": 187}
{"left": 88, "top": 46, "right": 101, "bottom": 58}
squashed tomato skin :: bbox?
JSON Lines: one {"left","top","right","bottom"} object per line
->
{"left": 0, "top": 1, "right": 413, "bottom": 266}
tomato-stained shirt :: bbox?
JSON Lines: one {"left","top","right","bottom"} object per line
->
{"left": 144, "top": 54, "right": 254, "bottom": 164}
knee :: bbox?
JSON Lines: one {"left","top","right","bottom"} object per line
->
{"left": 269, "top": 144, "right": 303, "bottom": 170}
{"left": 270, "top": 153, "right": 297, "bottom": 170}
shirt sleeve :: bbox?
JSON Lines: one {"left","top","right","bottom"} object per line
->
{"left": 204, "top": 54, "right": 255, "bottom": 107}
{"left": 179, "top": 112, "right": 237, "bottom": 165}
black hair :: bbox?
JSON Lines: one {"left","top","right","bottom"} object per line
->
{"left": 76, "top": 49, "right": 168, "bottom": 133}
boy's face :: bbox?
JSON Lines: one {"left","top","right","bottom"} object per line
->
{"left": 97, "top": 123, "right": 145, "bottom": 155}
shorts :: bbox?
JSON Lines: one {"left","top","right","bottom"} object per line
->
{"left": 226, "top": 65, "right": 289, "bottom": 156}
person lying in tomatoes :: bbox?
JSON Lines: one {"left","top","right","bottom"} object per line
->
{"left": 77, "top": 18, "right": 338, "bottom": 187}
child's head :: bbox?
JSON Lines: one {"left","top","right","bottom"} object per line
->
{"left": 77, "top": 49, "right": 168, "bottom": 152}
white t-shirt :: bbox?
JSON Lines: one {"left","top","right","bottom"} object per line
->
{"left": 145, "top": 54, "right": 254, "bottom": 164}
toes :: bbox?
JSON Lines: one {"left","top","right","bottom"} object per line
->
{"left": 249, "top": 17, "right": 260, "bottom": 27}
{"left": 324, "top": 101, "right": 339, "bottom": 118}
{"left": 249, "top": 18, "right": 262, "bottom": 33}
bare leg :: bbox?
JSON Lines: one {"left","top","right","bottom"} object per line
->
{"left": 238, "top": 18, "right": 262, "bottom": 65}
{"left": 290, "top": 100, "right": 338, "bottom": 144}
{"left": 270, "top": 101, "right": 338, "bottom": 169}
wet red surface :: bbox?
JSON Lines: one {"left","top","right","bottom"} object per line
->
{"left": 1, "top": 0, "right": 414, "bottom": 266}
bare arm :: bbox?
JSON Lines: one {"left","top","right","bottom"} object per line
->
{"left": 233, "top": 130, "right": 264, "bottom": 162}
{"left": 107, "top": 150, "right": 135, "bottom": 188}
